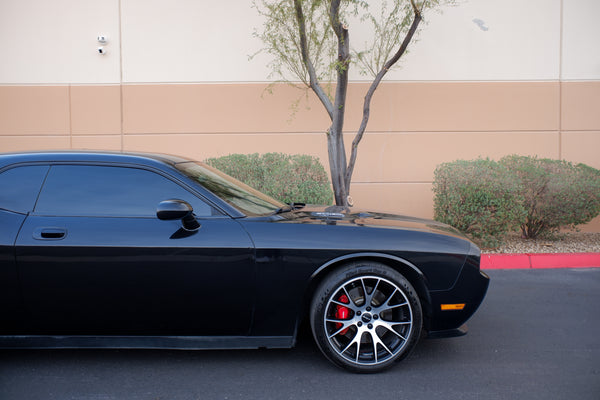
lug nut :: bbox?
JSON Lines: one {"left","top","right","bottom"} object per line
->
{"left": 366, "top": 306, "right": 372, "bottom": 312}
{"left": 373, "top": 314, "right": 378, "bottom": 319}
{"left": 368, "top": 323, "right": 373, "bottom": 329}
{"left": 357, "top": 322, "right": 363, "bottom": 327}
{"left": 357, "top": 311, "right": 361, "bottom": 316}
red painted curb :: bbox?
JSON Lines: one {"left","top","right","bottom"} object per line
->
{"left": 481, "top": 253, "right": 600, "bottom": 269}
{"left": 481, "top": 254, "right": 530, "bottom": 269}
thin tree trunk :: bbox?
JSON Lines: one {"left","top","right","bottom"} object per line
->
{"left": 327, "top": 127, "right": 347, "bottom": 206}
{"left": 329, "top": 0, "right": 350, "bottom": 207}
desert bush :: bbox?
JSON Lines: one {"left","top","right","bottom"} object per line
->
{"left": 500, "top": 155, "right": 600, "bottom": 238}
{"left": 205, "top": 153, "right": 333, "bottom": 205}
{"left": 433, "top": 159, "right": 526, "bottom": 248}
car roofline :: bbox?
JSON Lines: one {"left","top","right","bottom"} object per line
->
{"left": 0, "top": 150, "right": 193, "bottom": 168}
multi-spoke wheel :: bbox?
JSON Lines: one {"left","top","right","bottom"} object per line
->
{"left": 310, "top": 262, "right": 422, "bottom": 373}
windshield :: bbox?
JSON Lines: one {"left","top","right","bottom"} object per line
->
{"left": 175, "top": 161, "right": 286, "bottom": 216}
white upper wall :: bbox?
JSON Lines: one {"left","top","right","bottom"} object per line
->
{"left": 0, "top": 0, "right": 598, "bottom": 84}
{"left": 0, "top": 0, "right": 121, "bottom": 84}
{"left": 561, "top": 0, "right": 600, "bottom": 80}
{"left": 120, "top": 0, "right": 270, "bottom": 83}
{"left": 381, "top": 0, "right": 562, "bottom": 81}
{"left": 121, "top": 0, "right": 564, "bottom": 82}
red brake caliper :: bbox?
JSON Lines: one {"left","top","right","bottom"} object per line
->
{"left": 335, "top": 294, "right": 350, "bottom": 335}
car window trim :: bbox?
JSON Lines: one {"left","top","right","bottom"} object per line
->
{"left": 0, "top": 163, "right": 50, "bottom": 215}
{"left": 29, "top": 161, "right": 231, "bottom": 219}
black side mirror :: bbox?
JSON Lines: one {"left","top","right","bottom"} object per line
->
{"left": 157, "top": 199, "right": 200, "bottom": 231}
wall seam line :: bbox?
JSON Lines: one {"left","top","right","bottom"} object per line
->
{"left": 558, "top": 0, "right": 564, "bottom": 159}
{"left": 118, "top": 0, "right": 124, "bottom": 151}
{"left": 68, "top": 85, "right": 73, "bottom": 148}
{"left": 117, "top": 130, "right": 563, "bottom": 136}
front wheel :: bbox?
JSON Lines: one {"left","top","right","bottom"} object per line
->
{"left": 310, "top": 262, "right": 422, "bottom": 373}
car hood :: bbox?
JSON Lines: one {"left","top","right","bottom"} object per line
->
{"left": 278, "top": 205, "right": 469, "bottom": 241}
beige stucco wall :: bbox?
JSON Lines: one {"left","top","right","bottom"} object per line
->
{"left": 1, "top": 81, "right": 599, "bottom": 230}
{"left": 1, "top": 0, "right": 599, "bottom": 230}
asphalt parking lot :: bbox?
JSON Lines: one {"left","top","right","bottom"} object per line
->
{"left": 1, "top": 268, "right": 598, "bottom": 400}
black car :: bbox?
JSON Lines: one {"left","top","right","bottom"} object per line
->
{"left": 0, "top": 151, "right": 489, "bottom": 373}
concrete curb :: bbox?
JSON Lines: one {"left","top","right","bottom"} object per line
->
{"left": 481, "top": 253, "right": 600, "bottom": 269}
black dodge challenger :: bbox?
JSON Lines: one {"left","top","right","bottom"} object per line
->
{"left": 0, "top": 151, "right": 489, "bottom": 373}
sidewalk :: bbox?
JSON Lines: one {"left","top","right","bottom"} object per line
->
{"left": 481, "top": 252, "right": 600, "bottom": 269}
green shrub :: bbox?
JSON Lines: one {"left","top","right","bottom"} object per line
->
{"left": 205, "top": 153, "right": 334, "bottom": 205}
{"left": 500, "top": 155, "right": 600, "bottom": 238}
{"left": 433, "top": 159, "right": 526, "bottom": 248}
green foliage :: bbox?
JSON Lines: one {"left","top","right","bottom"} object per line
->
{"left": 253, "top": 0, "right": 454, "bottom": 85}
{"left": 433, "top": 156, "right": 600, "bottom": 246}
{"left": 253, "top": 0, "right": 338, "bottom": 93}
{"left": 205, "top": 153, "right": 334, "bottom": 205}
{"left": 433, "top": 159, "right": 526, "bottom": 248}
{"left": 500, "top": 155, "right": 600, "bottom": 239}
{"left": 355, "top": 0, "right": 420, "bottom": 76}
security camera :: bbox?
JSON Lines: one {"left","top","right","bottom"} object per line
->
{"left": 97, "top": 46, "right": 107, "bottom": 55}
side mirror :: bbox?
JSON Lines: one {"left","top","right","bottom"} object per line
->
{"left": 157, "top": 199, "right": 200, "bottom": 231}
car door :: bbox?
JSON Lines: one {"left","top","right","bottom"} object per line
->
{"left": 15, "top": 164, "right": 255, "bottom": 336}
{"left": 0, "top": 165, "right": 49, "bottom": 334}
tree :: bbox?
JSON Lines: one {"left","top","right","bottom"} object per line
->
{"left": 254, "top": 0, "right": 451, "bottom": 207}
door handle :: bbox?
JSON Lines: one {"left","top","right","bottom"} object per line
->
{"left": 33, "top": 227, "right": 68, "bottom": 240}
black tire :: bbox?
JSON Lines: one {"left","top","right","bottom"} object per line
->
{"left": 310, "top": 261, "right": 422, "bottom": 373}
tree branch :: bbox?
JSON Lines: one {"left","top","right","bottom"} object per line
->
{"left": 345, "top": 4, "right": 423, "bottom": 189}
{"left": 293, "top": 0, "right": 334, "bottom": 119}
{"left": 329, "top": 0, "right": 351, "bottom": 206}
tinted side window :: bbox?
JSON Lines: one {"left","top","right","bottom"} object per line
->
{"left": 0, "top": 165, "right": 49, "bottom": 214}
{"left": 35, "top": 165, "right": 220, "bottom": 217}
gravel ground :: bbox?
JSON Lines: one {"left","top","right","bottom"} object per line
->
{"left": 483, "top": 232, "right": 600, "bottom": 254}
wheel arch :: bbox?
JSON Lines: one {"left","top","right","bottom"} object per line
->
{"left": 301, "top": 253, "right": 433, "bottom": 332}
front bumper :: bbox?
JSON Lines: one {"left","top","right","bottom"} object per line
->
{"left": 426, "top": 255, "right": 490, "bottom": 335}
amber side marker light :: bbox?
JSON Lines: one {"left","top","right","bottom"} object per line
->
{"left": 441, "top": 303, "right": 465, "bottom": 311}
